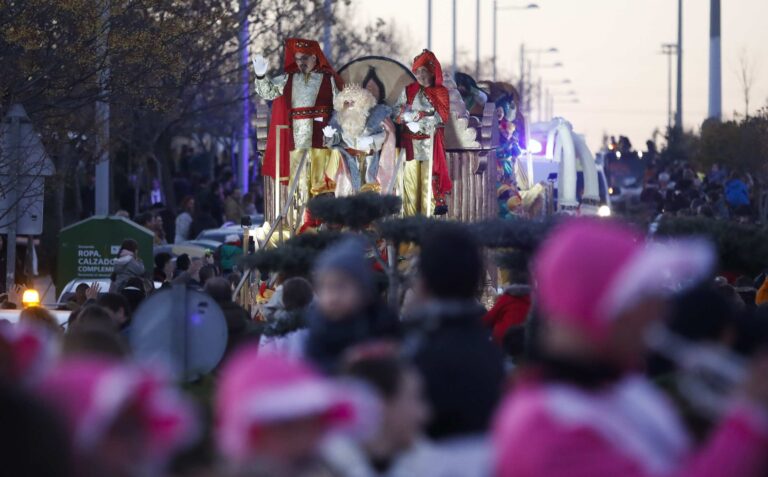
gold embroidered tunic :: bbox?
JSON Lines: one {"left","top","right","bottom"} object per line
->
{"left": 254, "top": 72, "right": 340, "bottom": 149}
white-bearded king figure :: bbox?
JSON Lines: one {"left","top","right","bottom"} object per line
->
{"left": 322, "top": 85, "right": 396, "bottom": 195}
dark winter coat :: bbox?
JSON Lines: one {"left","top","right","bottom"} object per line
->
{"left": 304, "top": 302, "right": 401, "bottom": 374}
{"left": 405, "top": 299, "right": 505, "bottom": 440}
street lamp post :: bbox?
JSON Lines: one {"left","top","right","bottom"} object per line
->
{"left": 527, "top": 57, "right": 561, "bottom": 120}
{"left": 708, "top": 0, "right": 721, "bottom": 120}
{"left": 475, "top": 0, "right": 481, "bottom": 77}
{"left": 493, "top": 3, "right": 539, "bottom": 81}
{"left": 427, "top": 0, "right": 432, "bottom": 50}
{"left": 542, "top": 79, "right": 571, "bottom": 120}
{"left": 676, "top": 0, "right": 683, "bottom": 130}
{"left": 549, "top": 90, "right": 578, "bottom": 118}
{"left": 661, "top": 43, "right": 677, "bottom": 132}
{"left": 452, "top": 0, "right": 457, "bottom": 77}
{"left": 239, "top": 0, "right": 251, "bottom": 193}
{"left": 517, "top": 44, "right": 557, "bottom": 119}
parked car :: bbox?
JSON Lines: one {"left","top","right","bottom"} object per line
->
{"left": 57, "top": 278, "right": 161, "bottom": 306}
{"left": 195, "top": 213, "right": 264, "bottom": 243}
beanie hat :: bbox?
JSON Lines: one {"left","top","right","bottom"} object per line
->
{"left": 0, "top": 322, "right": 52, "bottom": 386}
{"left": 37, "top": 358, "right": 197, "bottom": 460}
{"left": 313, "top": 237, "right": 375, "bottom": 298}
{"left": 533, "top": 218, "right": 714, "bottom": 343}
{"left": 215, "top": 347, "right": 375, "bottom": 462}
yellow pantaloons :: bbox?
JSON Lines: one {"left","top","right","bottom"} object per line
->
{"left": 287, "top": 148, "right": 338, "bottom": 228}
{"left": 402, "top": 159, "right": 432, "bottom": 216}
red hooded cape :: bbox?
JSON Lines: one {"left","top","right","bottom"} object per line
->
{"left": 262, "top": 38, "right": 343, "bottom": 183}
{"left": 401, "top": 49, "right": 452, "bottom": 197}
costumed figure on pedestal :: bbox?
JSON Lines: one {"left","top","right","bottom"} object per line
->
{"left": 495, "top": 93, "right": 523, "bottom": 218}
{"left": 322, "top": 84, "right": 396, "bottom": 195}
{"left": 485, "top": 87, "right": 544, "bottom": 218}
{"left": 252, "top": 38, "right": 342, "bottom": 228}
{"left": 393, "top": 49, "right": 452, "bottom": 216}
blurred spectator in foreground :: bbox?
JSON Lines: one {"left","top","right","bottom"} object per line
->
{"left": 0, "top": 384, "right": 73, "bottom": 477}
{"left": 215, "top": 349, "right": 363, "bottom": 477}
{"left": 19, "top": 306, "right": 63, "bottom": 340}
{"left": 305, "top": 237, "right": 400, "bottom": 374}
{"left": 37, "top": 357, "right": 197, "bottom": 477}
{"left": 96, "top": 293, "right": 131, "bottom": 332}
{"left": 405, "top": 222, "right": 504, "bottom": 476}
{"left": 325, "top": 344, "right": 432, "bottom": 476}
{"left": 64, "top": 304, "right": 128, "bottom": 359}
{"left": 493, "top": 219, "right": 768, "bottom": 477}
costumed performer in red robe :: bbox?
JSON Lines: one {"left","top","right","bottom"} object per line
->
{"left": 252, "top": 38, "right": 342, "bottom": 229}
{"left": 393, "top": 49, "right": 452, "bottom": 216}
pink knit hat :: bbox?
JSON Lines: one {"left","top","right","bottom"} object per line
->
{"left": 215, "top": 346, "right": 374, "bottom": 462}
{"left": 0, "top": 321, "right": 53, "bottom": 386}
{"left": 533, "top": 218, "right": 714, "bottom": 343}
{"left": 37, "top": 358, "right": 197, "bottom": 460}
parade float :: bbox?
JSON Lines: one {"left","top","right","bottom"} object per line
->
{"left": 253, "top": 51, "right": 609, "bottom": 232}
{"left": 238, "top": 53, "right": 607, "bottom": 310}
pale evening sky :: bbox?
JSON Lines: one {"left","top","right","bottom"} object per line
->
{"left": 354, "top": 0, "right": 768, "bottom": 151}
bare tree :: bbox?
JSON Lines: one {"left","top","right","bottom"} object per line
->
{"left": 736, "top": 48, "right": 759, "bottom": 118}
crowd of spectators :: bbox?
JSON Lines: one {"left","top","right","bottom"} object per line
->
{"left": 4, "top": 216, "right": 768, "bottom": 477}
{"left": 637, "top": 162, "right": 757, "bottom": 222}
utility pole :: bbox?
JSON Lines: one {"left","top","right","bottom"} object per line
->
{"left": 95, "top": 0, "right": 110, "bottom": 216}
{"left": 547, "top": 90, "right": 553, "bottom": 119}
{"left": 475, "top": 0, "right": 481, "bottom": 78}
{"left": 492, "top": 0, "right": 497, "bottom": 81}
{"left": 661, "top": 43, "right": 677, "bottom": 132}
{"left": 427, "top": 0, "right": 432, "bottom": 50}
{"left": 708, "top": 0, "right": 721, "bottom": 120}
{"left": 526, "top": 59, "right": 532, "bottom": 116}
{"left": 239, "top": 0, "right": 251, "bottom": 193}
{"left": 452, "top": 0, "right": 457, "bottom": 77}
{"left": 4, "top": 109, "right": 20, "bottom": 289}
{"left": 519, "top": 43, "right": 525, "bottom": 117}
{"left": 675, "top": 0, "right": 683, "bottom": 130}
{"left": 537, "top": 76, "right": 542, "bottom": 121}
